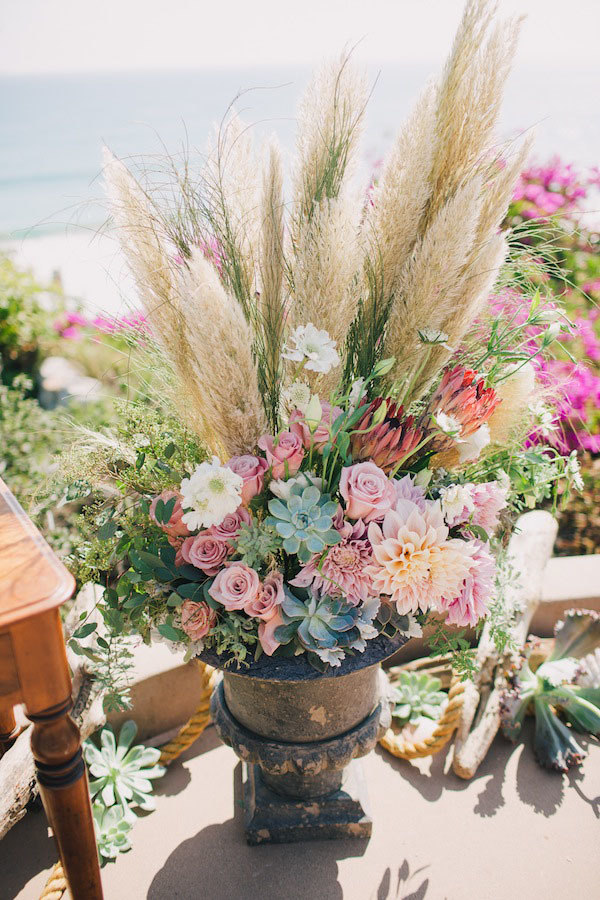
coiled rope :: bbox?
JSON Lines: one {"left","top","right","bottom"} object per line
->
{"left": 39, "top": 662, "right": 216, "bottom": 900}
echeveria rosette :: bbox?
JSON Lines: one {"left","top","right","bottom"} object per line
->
{"left": 85, "top": 720, "right": 165, "bottom": 811}
{"left": 265, "top": 483, "right": 341, "bottom": 564}
{"left": 92, "top": 803, "right": 134, "bottom": 861}
{"left": 392, "top": 671, "right": 447, "bottom": 726}
{"left": 273, "top": 589, "right": 375, "bottom": 666}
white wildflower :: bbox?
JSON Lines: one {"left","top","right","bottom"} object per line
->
{"left": 457, "top": 424, "right": 491, "bottom": 463}
{"left": 439, "top": 483, "right": 475, "bottom": 524}
{"left": 566, "top": 450, "right": 584, "bottom": 491}
{"left": 434, "top": 410, "right": 461, "bottom": 438}
{"left": 270, "top": 471, "right": 323, "bottom": 501}
{"left": 530, "top": 400, "right": 557, "bottom": 435}
{"left": 180, "top": 456, "right": 243, "bottom": 530}
{"left": 282, "top": 323, "right": 340, "bottom": 374}
{"left": 279, "top": 380, "right": 312, "bottom": 422}
{"left": 348, "top": 377, "right": 366, "bottom": 412}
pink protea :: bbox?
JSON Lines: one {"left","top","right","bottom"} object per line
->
{"left": 350, "top": 398, "right": 424, "bottom": 473}
{"left": 366, "top": 499, "right": 471, "bottom": 615}
{"left": 290, "top": 516, "right": 374, "bottom": 606}
{"left": 438, "top": 540, "right": 494, "bottom": 627}
{"left": 430, "top": 366, "right": 500, "bottom": 440}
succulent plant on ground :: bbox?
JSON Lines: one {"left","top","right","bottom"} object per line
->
{"left": 391, "top": 671, "right": 447, "bottom": 727}
{"left": 500, "top": 609, "right": 600, "bottom": 772}
{"left": 92, "top": 803, "right": 134, "bottom": 861}
{"left": 265, "top": 484, "right": 340, "bottom": 563}
{"left": 85, "top": 719, "right": 165, "bottom": 811}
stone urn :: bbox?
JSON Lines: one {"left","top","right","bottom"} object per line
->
{"left": 199, "top": 633, "right": 407, "bottom": 844}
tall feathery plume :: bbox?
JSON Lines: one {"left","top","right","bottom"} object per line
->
{"left": 257, "top": 140, "right": 287, "bottom": 431}
{"left": 423, "top": 0, "right": 522, "bottom": 228}
{"left": 487, "top": 362, "right": 537, "bottom": 446}
{"left": 289, "top": 53, "right": 367, "bottom": 388}
{"left": 103, "top": 149, "right": 220, "bottom": 451}
{"left": 177, "top": 248, "right": 267, "bottom": 457}
{"left": 203, "top": 113, "right": 261, "bottom": 320}
{"left": 365, "top": 83, "right": 437, "bottom": 310}
{"left": 385, "top": 178, "right": 482, "bottom": 380}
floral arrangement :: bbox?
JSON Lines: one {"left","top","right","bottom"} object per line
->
{"left": 65, "top": 0, "right": 582, "bottom": 679}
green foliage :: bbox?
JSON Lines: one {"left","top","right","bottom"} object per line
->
{"left": 391, "top": 671, "right": 447, "bottom": 726}
{"left": 0, "top": 255, "right": 61, "bottom": 385}
{"left": 203, "top": 609, "right": 258, "bottom": 666}
{"left": 233, "top": 519, "right": 282, "bottom": 569}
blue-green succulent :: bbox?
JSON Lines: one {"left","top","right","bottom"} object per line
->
{"left": 265, "top": 483, "right": 340, "bottom": 563}
{"left": 274, "top": 590, "right": 380, "bottom": 666}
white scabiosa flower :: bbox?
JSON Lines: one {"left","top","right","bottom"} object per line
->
{"left": 282, "top": 323, "right": 340, "bottom": 374}
{"left": 180, "top": 457, "right": 243, "bottom": 530}
{"left": 279, "top": 380, "right": 312, "bottom": 422}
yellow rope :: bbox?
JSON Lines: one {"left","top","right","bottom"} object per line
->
{"left": 379, "top": 662, "right": 466, "bottom": 760}
{"left": 39, "top": 661, "right": 216, "bottom": 900}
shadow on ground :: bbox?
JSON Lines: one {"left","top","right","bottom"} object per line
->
{"left": 377, "top": 719, "right": 599, "bottom": 820}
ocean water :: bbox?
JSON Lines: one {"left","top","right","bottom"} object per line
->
{"left": 1, "top": 64, "right": 599, "bottom": 240}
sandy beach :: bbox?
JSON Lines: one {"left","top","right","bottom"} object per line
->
{"left": 1, "top": 230, "right": 136, "bottom": 316}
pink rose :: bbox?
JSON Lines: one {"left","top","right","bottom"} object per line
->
{"left": 289, "top": 402, "right": 344, "bottom": 449}
{"left": 209, "top": 506, "right": 251, "bottom": 543}
{"left": 258, "top": 609, "right": 284, "bottom": 656}
{"left": 340, "top": 461, "right": 396, "bottom": 523}
{"left": 181, "top": 532, "right": 229, "bottom": 576}
{"left": 226, "top": 455, "right": 268, "bottom": 504}
{"left": 258, "top": 431, "right": 304, "bottom": 479}
{"left": 208, "top": 563, "right": 261, "bottom": 611}
{"left": 245, "top": 571, "right": 284, "bottom": 620}
{"left": 150, "top": 490, "right": 189, "bottom": 538}
{"left": 181, "top": 600, "right": 217, "bottom": 641}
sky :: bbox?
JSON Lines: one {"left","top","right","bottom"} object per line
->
{"left": 1, "top": 0, "right": 599, "bottom": 75}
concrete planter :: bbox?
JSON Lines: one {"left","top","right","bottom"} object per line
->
{"left": 199, "top": 633, "right": 408, "bottom": 844}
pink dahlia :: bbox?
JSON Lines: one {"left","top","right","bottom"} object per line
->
{"left": 438, "top": 540, "right": 494, "bottom": 626}
{"left": 290, "top": 516, "right": 374, "bottom": 606}
{"left": 470, "top": 481, "right": 509, "bottom": 534}
{"left": 367, "top": 499, "right": 471, "bottom": 615}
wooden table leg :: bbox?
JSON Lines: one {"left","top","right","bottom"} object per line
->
{"left": 0, "top": 704, "right": 19, "bottom": 755}
{"left": 12, "top": 610, "right": 103, "bottom": 899}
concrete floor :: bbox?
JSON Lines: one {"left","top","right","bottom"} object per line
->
{"left": 2, "top": 723, "right": 599, "bottom": 900}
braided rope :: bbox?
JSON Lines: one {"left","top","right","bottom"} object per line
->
{"left": 39, "top": 661, "right": 216, "bottom": 900}
{"left": 379, "top": 664, "right": 466, "bottom": 761}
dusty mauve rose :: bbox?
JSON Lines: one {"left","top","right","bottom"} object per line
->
{"left": 258, "top": 609, "right": 284, "bottom": 656}
{"left": 245, "top": 571, "right": 284, "bottom": 620}
{"left": 181, "top": 532, "right": 229, "bottom": 576}
{"left": 289, "top": 401, "right": 343, "bottom": 449}
{"left": 208, "top": 563, "right": 261, "bottom": 611}
{"left": 150, "top": 490, "right": 189, "bottom": 538}
{"left": 180, "top": 600, "right": 217, "bottom": 641}
{"left": 209, "top": 506, "right": 251, "bottom": 543}
{"left": 257, "top": 431, "right": 304, "bottom": 479}
{"left": 225, "top": 455, "right": 268, "bottom": 504}
{"left": 340, "top": 462, "right": 396, "bottom": 523}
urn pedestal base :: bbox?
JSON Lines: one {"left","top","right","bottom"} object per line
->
{"left": 243, "top": 760, "right": 372, "bottom": 845}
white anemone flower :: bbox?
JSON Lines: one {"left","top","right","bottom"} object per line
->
{"left": 180, "top": 457, "right": 243, "bottom": 530}
{"left": 282, "top": 323, "right": 340, "bottom": 374}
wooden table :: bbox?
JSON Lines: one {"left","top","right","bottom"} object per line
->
{"left": 0, "top": 478, "right": 103, "bottom": 897}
